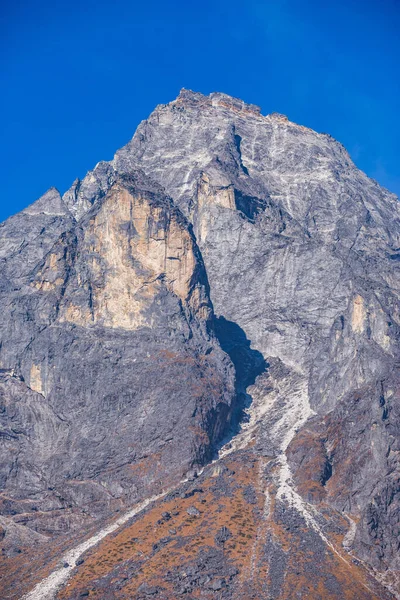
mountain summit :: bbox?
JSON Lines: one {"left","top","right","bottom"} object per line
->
{"left": 0, "top": 90, "right": 399, "bottom": 599}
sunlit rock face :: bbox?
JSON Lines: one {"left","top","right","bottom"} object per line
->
{"left": 57, "top": 178, "right": 211, "bottom": 330}
{"left": 0, "top": 90, "right": 399, "bottom": 599}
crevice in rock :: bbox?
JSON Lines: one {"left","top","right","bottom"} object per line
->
{"left": 321, "top": 455, "right": 333, "bottom": 486}
{"left": 213, "top": 315, "right": 268, "bottom": 449}
{"left": 233, "top": 133, "right": 249, "bottom": 176}
{"left": 233, "top": 190, "right": 267, "bottom": 223}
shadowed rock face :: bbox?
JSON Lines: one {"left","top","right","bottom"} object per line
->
{"left": 0, "top": 89, "right": 400, "bottom": 599}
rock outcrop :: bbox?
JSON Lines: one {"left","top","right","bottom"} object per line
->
{"left": 0, "top": 168, "right": 236, "bottom": 546}
{"left": 0, "top": 89, "right": 399, "bottom": 599}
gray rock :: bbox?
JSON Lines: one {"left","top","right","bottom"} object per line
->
{"left": 214, "top": 526, "right": 232, "bottom": 546}
{"left": 0, "top": 169, "right": 236, "bottom": 535}
{"left": 186, "top": 506, "right": 200, "bottom": 517}
{"left": 209, "top": 578, "right": 226, "bottom": 590}
{"left": 0, "top": 88, "right": 399, "bottom": 595}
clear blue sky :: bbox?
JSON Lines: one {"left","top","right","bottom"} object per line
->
{"left": 1, "top": 0, "right": 399, "bottom": 222}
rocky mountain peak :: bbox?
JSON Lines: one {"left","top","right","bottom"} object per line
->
{"left": 60, "top": 88, "right": 361, "bottom": 225}
{"left": 172, "top": 88, "right": 262, "bottom": 116}
{"left": 0, "top": 91, "right": 399, "bottom": 600}
{"left": 22, "top": 186, "right": 69, "bottom": 216}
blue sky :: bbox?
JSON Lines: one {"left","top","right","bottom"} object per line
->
{"left": 1, "top": 0, "right": 399, "bottom": 221}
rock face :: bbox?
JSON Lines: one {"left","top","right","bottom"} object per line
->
{"left": 0, "top": 89, "right": 399, "bottom": 599}
{"left": 0, "top": 168, "right": 236, "bottom": 539}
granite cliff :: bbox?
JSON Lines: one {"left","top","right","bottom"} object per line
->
{"left": 0, "top": 90, "right": 399, "bottom": 599}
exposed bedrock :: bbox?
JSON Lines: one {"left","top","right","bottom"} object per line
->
{"left": 0, "top": 89, "right": 399, "bottom": 598}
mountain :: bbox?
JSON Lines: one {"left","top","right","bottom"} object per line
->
{"left": 0, "top": 89, "right": 399, "bottom": 600}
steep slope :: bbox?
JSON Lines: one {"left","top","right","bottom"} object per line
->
{"left": 0, "top": 90, "right": 399, "bottom": 599}
{"left": 0, "top": 169, "right": 237, "bottom": 563}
